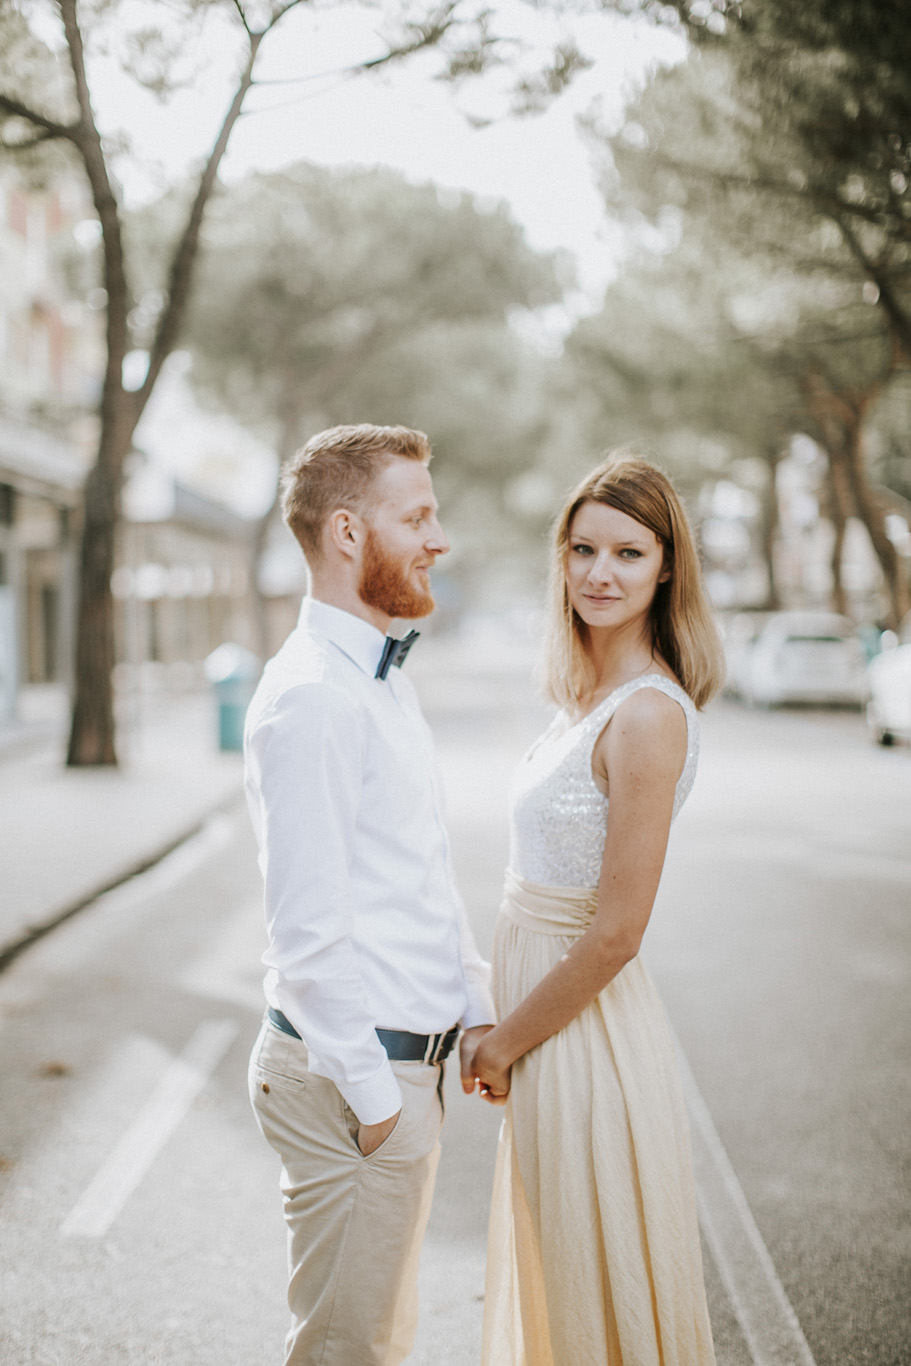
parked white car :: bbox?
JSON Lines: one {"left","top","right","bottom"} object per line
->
{"left": 731, "top": 610, "right": 868, "bottom": 708}
{"left": 866, "top": 642, "right": 911, "bottom": 745}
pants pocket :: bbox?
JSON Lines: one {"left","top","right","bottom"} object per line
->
{"left": 345, "top": 1091, "right": 409, "bottom": 1160}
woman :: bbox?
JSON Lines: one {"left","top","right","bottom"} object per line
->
{"left": 468, "top": 452, "right": 725, "bottom": 1366}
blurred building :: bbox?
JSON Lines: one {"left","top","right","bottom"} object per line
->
{"left": 0, "top": 169, "right": 100, "bottom": 722}
{"left": 115, "top": 463, "right": 256, "bottom": 690}
{"left": 0, "top": 169, "right": 103, "bottom": 417}
{"left": 255, "top": 514, "right": 309, "bottom": 656}
{"left": 0, "top": 417, "right": 83, "bottom": 712}
{"left": 0, "top": 168, "right": 264, "bottom": 727}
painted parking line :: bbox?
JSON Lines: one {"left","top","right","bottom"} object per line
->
{"left": 61, "top": 1019, "right": 238, "bottom": 1240}
{"left": 673, "top": 1034, "right": 818, "bottom": 1366}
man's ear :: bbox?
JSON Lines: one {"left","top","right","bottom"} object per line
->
{"left": 325, "top": 507, "right": 363, "bottom": 561}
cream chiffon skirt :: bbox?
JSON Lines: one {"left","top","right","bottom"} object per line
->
{"left": 481, "top": 872, "right": 715, "bottom": 1366}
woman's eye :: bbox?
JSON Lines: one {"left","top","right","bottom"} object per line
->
{"left": 571, "top": 543, "right": 594, "bottom": 555}
{"left": 620, "top": 548, "right": 642, "bottom": 559}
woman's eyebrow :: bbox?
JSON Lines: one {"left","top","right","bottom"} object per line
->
{"left": 574, "top": 534, "right": 650, "bottom": 547}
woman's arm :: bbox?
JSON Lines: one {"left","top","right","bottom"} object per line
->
{"left": 470, "top": 688, "right": 687, "bottom": 1101}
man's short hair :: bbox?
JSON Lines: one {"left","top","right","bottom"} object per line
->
{"left": 281, "top": 424, "right": 432, "bottom": 563}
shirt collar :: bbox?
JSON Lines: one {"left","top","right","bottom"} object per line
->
{"left": 298, "top": 597, "right": 387, "bottom": 678}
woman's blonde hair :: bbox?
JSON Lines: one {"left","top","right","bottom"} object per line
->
{"left": 542, "top": 451, "right": 725, "bottom": 711}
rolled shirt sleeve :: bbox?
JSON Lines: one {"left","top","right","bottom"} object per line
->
{"left": 247, "top": 681, "right": 402, "bottom": 1125}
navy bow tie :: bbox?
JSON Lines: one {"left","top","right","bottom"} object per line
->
{"left": 375, "top": 630, "right": 420, "bottom": 680}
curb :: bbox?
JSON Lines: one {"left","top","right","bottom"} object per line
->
{"left": 0, "top": 791, "right": 245, "bottom": 975}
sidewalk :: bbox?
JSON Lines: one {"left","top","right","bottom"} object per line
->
{"left": 0, "top": 686, "right": 245, "bottom": 966}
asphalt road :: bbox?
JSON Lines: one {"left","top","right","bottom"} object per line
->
{"left": 0, "top": 645, "right": 908, "bottom": 1366}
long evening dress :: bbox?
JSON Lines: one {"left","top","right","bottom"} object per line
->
{"left": 481, "top": 675, "right": 716, "bottom": 1366}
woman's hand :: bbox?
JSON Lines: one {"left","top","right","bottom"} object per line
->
{"left": 470, "top": 1031, "right": 511, "bottom": 1105}
{"left": 460, "top": 1025, "right": 496, "bottom": 1095}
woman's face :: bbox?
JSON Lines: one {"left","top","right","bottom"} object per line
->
{"left": 565, "top": 501, "right": 669, "bottom": 635}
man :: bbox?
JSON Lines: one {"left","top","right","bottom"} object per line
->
{"left": 244, "top": 424, "right": 496, "bottom": 1365}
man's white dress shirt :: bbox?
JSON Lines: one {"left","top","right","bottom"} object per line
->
{"left": 244, "top": 597, "right": 495, "bottom": 1125}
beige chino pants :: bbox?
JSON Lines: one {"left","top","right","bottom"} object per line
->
{"left": 249, "top": 1019, "right": 445, "bottom": 1366}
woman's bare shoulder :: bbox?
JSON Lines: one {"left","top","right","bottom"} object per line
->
{"left": 598, "top": 683, "right": 688, "bottom": 775}
{"left": 617, "top": 680, "right": 688, "bottom": 732}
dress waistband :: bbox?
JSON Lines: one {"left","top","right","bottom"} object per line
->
{"left": 500, "top": 868, "right": 598, "bottom": 937}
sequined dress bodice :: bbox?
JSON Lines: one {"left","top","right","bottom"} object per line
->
{"left": 508, "top": 675, "right": 699, "bottom": 889}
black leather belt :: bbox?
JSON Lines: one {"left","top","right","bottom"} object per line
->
{"left": 267, "top": 1007, "right": 460, "bottom": 1064}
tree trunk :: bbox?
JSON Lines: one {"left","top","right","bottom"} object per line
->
{"left": 823, "top": 447, "right": 853, "bottom": 617}
{"left": 841, "top": 417, "right": 911, "bottom": 626}
{"left": 62, "top": 12, "right": 271, "bottom": 764}
{"left": 802, "top": 368, "right": 910, "bottom": 628}
{"left": 60, "top": 0, "right": 131, "bottom": 764}
{"left": 66, "top": 456, "right": 123, "bottom": 764}
{"left": 758, "top": 445, "right": 781, "bottom": 610}
{"left": 829, "top": 514, "right": 847, "bottom": 616}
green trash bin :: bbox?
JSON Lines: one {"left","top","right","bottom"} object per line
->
{"left": 204, "top": 644, "right": 261, "bottom": 752}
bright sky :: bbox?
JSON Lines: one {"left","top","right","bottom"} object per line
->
{"left": 37, "top": 0, "right": 684, "bottom": 305}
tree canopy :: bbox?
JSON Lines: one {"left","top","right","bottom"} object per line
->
{"left": 567, "top": 0, "right": 911, "bottom": 621}
{"left": 161, "top": 161, "right": 567, "bottom": 623}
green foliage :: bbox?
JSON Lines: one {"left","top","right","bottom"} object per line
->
{"left": 165, "top": 161, "right": 567, "bottom": 570}
{"left": 180, "top": 162, "right": 557, "bottom": 414}
{"left": 578, "top": 33, "right": 901, "bottom": 456}
{"left": 606, "top": 0, "right": 911, "bottom": 350}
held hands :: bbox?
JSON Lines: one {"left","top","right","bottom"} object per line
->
{"left": 358, "top": 1026, "right": 509, "bottom": 1152}
{"left": 460, "top": 1025, "right": 511, "bottom": 1106}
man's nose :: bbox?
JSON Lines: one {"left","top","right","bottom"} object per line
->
{"left": 426, "top": 517, "right": 450, "bottom": 556}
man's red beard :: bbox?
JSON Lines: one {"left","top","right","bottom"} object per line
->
{"left": 358, "top": 526, "right": 435, "bottom": 620}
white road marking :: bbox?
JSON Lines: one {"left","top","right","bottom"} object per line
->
{"left": 673, "top": 1034, "right": 818, "bottom": 1366}
{"left": 60, "top": 1019, "right": 238, "bottom": 1239}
